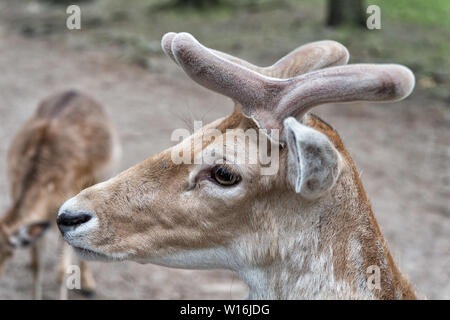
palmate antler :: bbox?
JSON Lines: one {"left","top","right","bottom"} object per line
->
{"left": 162, "top": 32, "right": 415, "bottom": 141}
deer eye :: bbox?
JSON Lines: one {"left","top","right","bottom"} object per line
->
{"left": 211, "top": 166, "right": 240, "bottom": 186}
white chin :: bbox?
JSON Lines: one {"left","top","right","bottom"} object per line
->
{"left": 72, "top": 246, "right": 114, "bottom": 262}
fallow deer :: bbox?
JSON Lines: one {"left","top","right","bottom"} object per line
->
{"left": 0, "top": 90, "right": 120, "bottom": 299}
{"left": 57, "top": 33, "right": 416, "bottom": 299}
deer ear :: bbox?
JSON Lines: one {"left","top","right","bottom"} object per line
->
{"left": 8, "top": 221, "right": 50, "bottom": 248}
{"left": 284, "top": 117, "right": 341, "bottom": 199}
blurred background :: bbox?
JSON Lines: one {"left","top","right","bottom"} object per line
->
{"left": 0, "top": 0, "right": 448, "bottom": 299}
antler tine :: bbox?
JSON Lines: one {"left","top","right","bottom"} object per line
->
{"left": 161, "top": 32, "right": 177, "bottom": 62}
{"left": 162, "top": 33, "right": 349, "bottom": 79}
{"left": 265, "top": 40, "right": 349, "bottom": 78}
{"left": 274, "top": 64, "right": 415, "bottom": 126}
{"left": 162, "top": 32, "right": 265, "bottom": 73}
{"left": 171, "top": 32, "right": 281, "bottom": 112}
{"left": 210, "top": 40, "right": 349, "bottom": 79}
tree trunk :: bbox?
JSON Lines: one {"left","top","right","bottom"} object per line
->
{"left": 327, "top": 0, "right": 366, "bottom": 27}
{"left": 175, "top": 0, "right": 220, "bottom": 8}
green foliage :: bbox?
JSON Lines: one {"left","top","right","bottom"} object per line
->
{"left": 368, "top": 0, "right": 450, "bottom": 28}
{"left": 40, "top": 0, "right": 93, "bottom": 4}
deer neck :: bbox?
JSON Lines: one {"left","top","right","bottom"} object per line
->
{"left": 237, "top": 166, "right": 416, "bottom": 300}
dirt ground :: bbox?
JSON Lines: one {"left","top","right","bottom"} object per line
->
{"left": 0, "top": 26, "right": 448, "bottom": 299}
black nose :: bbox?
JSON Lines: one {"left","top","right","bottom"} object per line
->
{"left": 57, "top": 211, "right": 93, "bottom": 234}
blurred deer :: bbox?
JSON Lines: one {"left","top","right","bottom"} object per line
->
{"left": 0, "top": 90, "right": 120, "bottom": 299}
{"left": 57, "top": 33, "right": 416, "bottom": 299}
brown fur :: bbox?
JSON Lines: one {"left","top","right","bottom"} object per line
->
{"left": 305, "top": 114, "right": 416, "bottom": 299}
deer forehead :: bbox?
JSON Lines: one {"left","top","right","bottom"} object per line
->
{"left": 172, "top": 116, "right": 263, "bottom": 165}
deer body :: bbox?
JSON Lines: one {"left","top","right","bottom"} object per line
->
{"left": 57, "top": 33, "right": 416, "bottom": 299}
{"left": 0, "top": 90, "right": 120, "bottom": 299}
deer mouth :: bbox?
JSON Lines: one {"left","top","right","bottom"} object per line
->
{"left": 72, "top": 246, "right": 113, "bottom": 262}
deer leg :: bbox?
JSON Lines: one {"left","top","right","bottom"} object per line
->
{"left": 30, "top": 237, "right": 45, "bottom": 300}
{"left": 79, "top": 260, "right": 96, "bottom": 297}
{"left": 57, "top": 241, "right": 72, "bottom": 300}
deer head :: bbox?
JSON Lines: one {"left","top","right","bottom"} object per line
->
{"left": 57, "top": 33, "right": 415, "bottom": 299}
{"left": 0, "top": 120, "right": 60, "bottom": 273}
{"left": 0, "top": 219, "right": 49, "bottom": 275}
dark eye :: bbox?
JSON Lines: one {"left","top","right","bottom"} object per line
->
{"left": 211, "top": 166, "right": 240, "bottom": 186}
